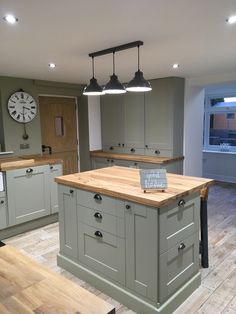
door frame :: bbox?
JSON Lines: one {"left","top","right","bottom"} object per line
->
{"left": 38, "top": 94, "right": 80, "bottom": 172}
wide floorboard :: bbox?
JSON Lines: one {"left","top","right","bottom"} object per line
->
{"left": 5, "top": 182, "right": 236, "bottom": 314}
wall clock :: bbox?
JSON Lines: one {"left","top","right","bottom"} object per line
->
{"left": 7, "top": 90, "right": 37, "bottom": 123}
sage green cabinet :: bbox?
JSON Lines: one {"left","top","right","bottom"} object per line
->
{"left": 49, "top": 164, "right": 63, "bottom": 214}
{"left": 6, "top": 165, "right": 50, "bottom": 226}
{"left": 145, "top": 77, "right": 184, "bottom": 157}
{"left": 100, "top": 77, "right": 185, "bottom": 157}
{"left": 125, "top": 201, "right": 158, "bottom": 302}
{"left": 123, "top": 93, "right": 145, "bottom": 151}
{"left": 58, "top": 184, "right": 78, "bottom": 260}
{"left": 78, "top": 223, "right": 125, "bottom": 285}
{"left": 101, "top": 94, "right": 124, "bottom": 152}
{"left": 0, "top": 196, "right": 7, "bottom": 230}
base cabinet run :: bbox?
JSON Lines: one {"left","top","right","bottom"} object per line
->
{"left": 58, "top": 185, "right": 200, "bottom": 314}
{"left": 5, "top": 164, "right": 62, "bottom": 227}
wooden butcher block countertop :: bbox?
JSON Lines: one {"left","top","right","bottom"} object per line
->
{"left": 0, "top": 245, "right": 115, "bottom": 314}
{"left": 55, "top": 166, "right": 213, "bottom": 208}
{"left": 90, "top": 150, "right": 184, "bottom": 164}
{"left": 0, "top": 155, "right": 63, "bottom": 171}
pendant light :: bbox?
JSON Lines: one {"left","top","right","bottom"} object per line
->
{"left": 126, "top": 45, "right": 152, "bottom": 92}
{"left": 104, "top": 52, "right": 126, "bottom": 94}
{"left": 83, "top": 57, "right": 104, "bottom": 96}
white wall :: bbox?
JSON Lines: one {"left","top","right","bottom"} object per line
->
{"left": 87, "top": 96, "right": 102, "bottom": 151}
{"left": 184, "top": 82, "right": 205, "bottom": 177}
{"left": 184, "top": 71, "right": 236, "bottom": 178}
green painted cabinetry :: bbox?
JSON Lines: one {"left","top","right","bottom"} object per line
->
{"left": 145, "top": 77, "right": 184, "bottom": 157}
{"left": 100, "top": 77, "right": 184, "bottom": 157}
{"left": 0, "top": 194, "right": 7, "bottom": 230}
{"left": 6, "top": 165, "right": 50, "bottom": 226}
{"left": 58, "top": 186, "right": 200, "bottom": 314}
{"left": 49, "top": 164, "right": 63, "bottom": 213}
{"left": 58, "top": 184, "right": 78, "bottom": 260}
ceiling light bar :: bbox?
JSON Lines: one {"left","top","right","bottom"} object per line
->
{"left": 89, "top": 41, "right": 143, "bottom": 58}
{"left": 84, "top": 40, "right": 151, "bottom": 96}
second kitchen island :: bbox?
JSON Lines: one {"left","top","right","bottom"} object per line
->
{"left": 55, "top": 166, "right": 213, "bottom": 314}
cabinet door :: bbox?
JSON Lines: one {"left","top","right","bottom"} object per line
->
{"left": 78, "top": 223, "right": 125, "bottom": 285}
{"left": 145, "top": 78, "right": 173, "bottom": 151}
{"left": 0, "top": 197, "right": 7, "bottom": 230}
{"left": 58, "top": 184, "right": 78, "bottom": 260}
{"left": 125, "top": 202, "right": 158, "bottom": 302}
{"left": 124, "top": 93, "right": 145, "bottom": 150}
{"left": 101, "top": 95, "right": 124, "bottom": 148}
{"left": 92, "top": 157, "right": 110, "bottom": 169}
{"left": 49, "top": 164, "right": 63, "bottom": 213}
{"left": 6, "top": 165, "right": 50, "bottom": 226}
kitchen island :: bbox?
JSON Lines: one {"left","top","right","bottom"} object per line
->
{"left": 55, "top": 166, "right": 213, "bottom": 314}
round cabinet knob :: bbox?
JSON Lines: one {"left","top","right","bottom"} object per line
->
{"left": 107, "top": 159, "right": 110, "bottom": 162}
{"left": 155, "top": 150, "right": 160, "bottom": 155}
{"left": 178, "top": 243, "right": 186, "bottom": 250}
{"left": 122, "top": 144, "right": 125, "bottom": 147}
{"left": 94, "top": 212, "right": 102, "bottom": 220}
{"left": 126, "top": 204, "right": 131, "bottom": 210}
{"left": 109, "top": 146, "right": 114, "bottom": 150}
{"left": 69, "top": 189, "right": 74, "bottom": 194}
{"left": 0, "top": 200, "right": 4, "bottom": 204}
{"left": 94, "top": 231, "right": 103, "bottom": 238}
{"left": 50, "top": 166, "right": 53, "bottom": 170}
{"left": 111, "top": 159, "right": 114, "bottom": 163}
{"left": 26, "top": 168, "right": 33, "bottom": 174}
{"left": 178, "top": 199, "right": 186, "bottom": 206}
{"left": 94, "top": 193, "right": 102, "bottom": 201}
{"left": 118, "top": 143, "right": 121, "bottom": 146}
{"left": 130, "top": 148, "right": 135, "bottom": 153}
{"left": 145, "top": 145, "right": 148, "bottom": 148}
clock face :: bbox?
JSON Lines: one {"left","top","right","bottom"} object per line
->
{"left": 7, "top": 91, "right": 37, "bottom": 123}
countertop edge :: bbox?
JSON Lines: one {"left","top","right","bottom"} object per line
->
{"left": 90, "top": 151, "right": 184, "bottom": 164}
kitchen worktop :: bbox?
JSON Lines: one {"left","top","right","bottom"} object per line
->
{"left": 55, "top": 166, "right": 213, "bottom": 207}
{"left": 0, "top": 154, "right": 63, "bottom": 171}
{"left": 0, "top": 245, "right": 115, "bottom": 314}
{"left": 90, "top": 150, "right": 184, "bottom": 164}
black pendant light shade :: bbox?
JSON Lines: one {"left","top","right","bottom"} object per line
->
{"left": 126, "top": 70, "right": 152, "bottom": 92}
{"left": 83, "top": 57, "right": 104, "bottom": 96}
{"left": 104, "top": 52, "right": 126, "bottom": 94}
{"left": 126, "top": 45, "right": 152, "bottom": 92}
{"left": 104, "top": 74, "right": 126, "bottom": 94}
{"left": 83, "top": 77, "right": 104, "bottom": 96}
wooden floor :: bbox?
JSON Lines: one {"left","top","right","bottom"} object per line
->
{"left": 4, "top": 182, "right": 236, "bottom": 314}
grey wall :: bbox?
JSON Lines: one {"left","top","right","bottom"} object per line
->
{"left": 0, "top": 76, "right": 89, "bottom": 168}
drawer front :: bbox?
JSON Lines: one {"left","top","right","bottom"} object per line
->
{"left": 159, "top": 232, "right": 199, "bottom": 302}
{"left": 78, "top": 223, "right": 125, "bottom": 285}
{"left": 78, "top": 205, "right": 124, "bottom": 238}
{"left": 0, "top": 197, "right": 7, "bottom": 230}
{"left": 144, "top": 148, "right": 173, "bottom": 157}
{"left": 159, "top": 193, "right": 200, "bottom": 254}
{"left": 77, "top": 189, "right": 124, "bottom": 218}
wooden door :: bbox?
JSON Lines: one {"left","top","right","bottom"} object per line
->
{"left": 39, "top": 96, "right": 78, "bottom": 175}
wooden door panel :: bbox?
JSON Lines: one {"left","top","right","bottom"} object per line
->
{"left": 39, "top": 96, "right": 78, "bottom": 174}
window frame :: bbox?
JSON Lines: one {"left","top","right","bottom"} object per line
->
{"left": 204, "top": 92, "right": 236, "bottom": 152}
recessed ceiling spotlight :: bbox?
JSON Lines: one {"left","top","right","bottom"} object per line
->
{"left": 3, "top": 14, "right": 18, "bottom": 24}
{"left": 48, "top": 63, "right": 56, "bottom": 69}
{"left": 172, "top": 63, "right": 180, "bottom": 69}
{"left": 226, "top": 15, "right": 236, "bottom": 24}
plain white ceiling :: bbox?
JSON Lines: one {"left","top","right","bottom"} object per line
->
{"left": 0, "top": 0, "right": 236, "bottom": 85}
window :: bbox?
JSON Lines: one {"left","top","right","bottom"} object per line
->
{"left": 204, "top": 94, "right": 236, "bottom": 152}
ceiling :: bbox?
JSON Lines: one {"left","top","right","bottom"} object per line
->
{"left": 0, "top": 0, "right": 236, "bottom": 85}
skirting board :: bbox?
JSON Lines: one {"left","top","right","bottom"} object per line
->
{"left": 0, "top": 213, "right": 58, "bottom": 240}
{"left": 57, "top": 253, "right": 201, "bottom": 314}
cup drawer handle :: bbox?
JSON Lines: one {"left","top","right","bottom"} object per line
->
{"left": 178, "top": 199, "right": 186, "bottom": 206}
{"left": 94, "top": 212, "right": 102, "bottom": 219}
{"left": 178, "top": 243, "right": 186, "bottom": 250}
{"left": 94, "top": 231, "right": 103, "bottom": 238}
{"left": 26, "top": 168, "right": 33, "bottom": 174}
{"left": 94, "top": 193, "right": 102, "bottom": 201}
